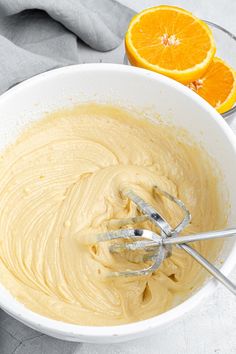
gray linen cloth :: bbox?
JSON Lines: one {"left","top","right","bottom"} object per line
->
{"left": 0, "top": 1, "right": 134, "bottom": 353}
{"left": 0, "top": 0, "right": 134, "bottom": 93}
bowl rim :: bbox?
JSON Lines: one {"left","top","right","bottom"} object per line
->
{"left": 0, "top": 63, "right": 235, "bottom": 340}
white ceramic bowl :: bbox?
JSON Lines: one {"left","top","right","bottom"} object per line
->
{"left": 0, "top": 64, "right": 235, "bottom": 343}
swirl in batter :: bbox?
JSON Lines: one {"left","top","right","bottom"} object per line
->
{"left": 0, "top": 104, "right": 225, "bottom": 325}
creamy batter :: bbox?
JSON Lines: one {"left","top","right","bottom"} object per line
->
{"left": 0, "top": 104, "right": 225, "bottom": 325}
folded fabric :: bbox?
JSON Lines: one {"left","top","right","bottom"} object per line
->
{"left": 0, "top": 0, "right": 135, "bottom": 93}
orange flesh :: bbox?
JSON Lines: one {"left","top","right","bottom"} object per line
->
{"left": 130, "top": 9, "right": 213, "bottom": 70}
{"left": 188, "top": 59, "right": 236, "bottom": 108}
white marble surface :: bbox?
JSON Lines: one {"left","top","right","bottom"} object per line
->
{"left": 1, "top": 1, "right": 236, "bottom": 353}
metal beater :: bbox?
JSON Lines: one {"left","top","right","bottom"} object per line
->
{"left": 89, "top": 186, "right": 236, "bottom": 295}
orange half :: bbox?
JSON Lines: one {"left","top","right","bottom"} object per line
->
{"left": 125, "top": 6, "right": 216, "bottom": 84}
{"left": 187, "top": 57, "right": 236, "bottom": 113}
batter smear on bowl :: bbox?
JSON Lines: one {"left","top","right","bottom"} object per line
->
{"left": 0, "top": 104, "right": 225, "bottom": 325}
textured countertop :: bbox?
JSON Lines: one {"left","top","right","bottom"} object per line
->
{"left": 1, "top": 1, "right": 236, "bottom": 353}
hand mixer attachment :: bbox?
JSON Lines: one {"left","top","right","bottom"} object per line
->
{"left": 90, "top": 187, "right": 236, "bottom": 295}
